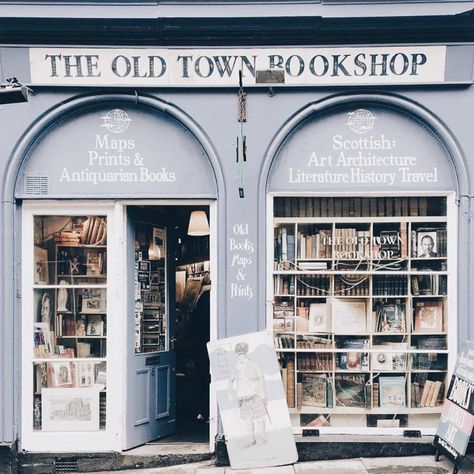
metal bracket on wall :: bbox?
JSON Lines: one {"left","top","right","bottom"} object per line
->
{"left": 403, "top": 430, "right": 421, "bottom": 438}
{"left": 236, "top": 70, "right": 247, "bottom": 199}
{"left": 302, "top": 429, "right": 320, "bottom": 437}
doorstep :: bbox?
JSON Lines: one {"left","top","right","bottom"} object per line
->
{"left": 17, "top": 444, "right": 214, "bottom": 474}
{"left": 215, "top": 434, "right": 438, "bottom": 466}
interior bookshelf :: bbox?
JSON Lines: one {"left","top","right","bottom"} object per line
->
{"left": 270, "top": 196, "right": 451, "bottom": 431}
{"left": 134, "top": 223, "right": 167, "bottom": 353}
{"left": 32, "top": 215, "right": 108, "bottom": 432}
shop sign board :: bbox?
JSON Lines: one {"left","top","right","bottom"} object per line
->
{"left": 207, "top": 331, "right": 298, "bottom": 469}
{"left": 434, "top": 341, "right": 474, "bottom": 471}
{"left": 29, "top": 46, "right": 446, "bottom": 87}
{"left": 269, "top": 105, "right": 457, "bottom": 192}
{"left": 18, "top": 106, "right": 217, "bottom": 198}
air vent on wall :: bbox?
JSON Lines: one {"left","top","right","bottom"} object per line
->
{"left": 25, "top": 175, "right": 48, "bottom": 195}
{"left": 54, "top": 459, "right": 78, "bottom": 473}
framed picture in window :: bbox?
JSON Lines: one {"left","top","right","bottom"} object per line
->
{"left": 41, "top": 387, "right": 99, "bottom": 431}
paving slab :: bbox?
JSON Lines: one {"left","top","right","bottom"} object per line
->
{"left": 362, "top": 455, "right": 444, "bottom": 473}
{"left": 294, "top": 458, "right": 368, "bottom": 473}
{"left": 224, "top": 464, "right": 295, "bottom": 474}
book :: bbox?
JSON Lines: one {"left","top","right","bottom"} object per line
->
{"left": 375, "top": 302, "right": 405, "bottom": 333}
{"left": 336, "top": 352, "right": 368, "bottom": 371}
{"left": 286, "top": 358, "right": 295, "bottom": 408}
{"left": 379, "top": 376, "right": 406, "bottom": 408}
{"left": 373, "top": 382, "right": 379, "bottom": 407}
{"left": 414, "top": 300, "right": 443, "bottom": 333}
{"left": 428, "top": 380, "right": 442, "bottom": 407}
{"left": 335, "top": 374, "right": 367, "bottom": 408}
{"left": 420, "top": 380, "right": 434, "bottom": 407}
{"left": 308, "top": 303, "right": 330, "bottom": 333}
{"left": 301, "top": 374, "right": 327, "bottom": 407}
{"left": 331, "top": 299, "right": 366, "bottom": 334}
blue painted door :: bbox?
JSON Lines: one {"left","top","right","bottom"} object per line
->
{"left": 124, "top": 208, "right": 176, "bottom": 450}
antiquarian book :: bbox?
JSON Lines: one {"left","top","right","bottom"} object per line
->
{"left": 331, "top": 299, "right": 366, "bottom": 334}
{"left": 420, "top": 380, "right": 434, "bottom": 407}
{"left": 335, "top": 374, "right": 367, "bottom": 408}
{"left": 308, "top": 303, "right": 331, "bottom": 333}
{"left": 301, "top": 374, "right": 328, "bottom": 408}
{"left": 414, "top": 300, "right": 443, "bottom": 333}
{"left": 379, "top": 376, "right": 406, "bottom": 408}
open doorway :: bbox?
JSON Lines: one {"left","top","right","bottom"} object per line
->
{"left": 125, "top": 204, "right": 211, "bottom": 450}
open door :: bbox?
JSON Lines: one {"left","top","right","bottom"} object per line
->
{"left": 124, "top": 207, "right": 176, "bottom": 449}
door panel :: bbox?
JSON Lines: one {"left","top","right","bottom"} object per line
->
{"left": 134, "top": 369, "right": 151, "bottom": 425}
{"left": 156, "top": 365, "right": 170, "bottom": 419}
{"left": 124, "top": 207, "right": 176, "bottom": 450}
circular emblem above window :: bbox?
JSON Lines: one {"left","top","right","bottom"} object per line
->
{"left": 101, "top": 109, "right": 131, "bottom": 134}
{"left": 347, "top": 108, "right": 376, "bottom": 134}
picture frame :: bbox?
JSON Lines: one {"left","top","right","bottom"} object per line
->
{"left": 86, "top": 315, "right": 104, "bottom": 336}
{"left": 417, "top": 230, "right": 438, "bottom": 258}
{"left": 86, "top": 251, "right": 103, "bottom": 276}
{"left": 34, "top": 246, "right": 49, "bottom": 284}
{"left": 33, "top": 322, "right": 53, "bottom": 358}
{"left": 41, "top": 387, "right": 100, "bottom": 431}
{"left": 152, "top": 227, "right": 166, "bottom": 259}
{"left": 47, "top": 361, "right": 74, "bottom": 388}
{"left": 78, "top": 361, "right": 95, "bottom": 387}
{"left": 81, "top": 289, "right": 106, "bottom": 314}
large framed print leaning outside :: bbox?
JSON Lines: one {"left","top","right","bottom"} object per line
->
{"left": 41, "top": 386, "right": 100, "bottom": 431}
{"left": 207, "top": 331, "right": 298, "bottom": 469}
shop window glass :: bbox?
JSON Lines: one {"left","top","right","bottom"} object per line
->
{"left": 33, "top": 215, "right": 107, "bottom": 431}
{"left": 134, "top": 222, "right": 167, "bottom": 353}
{"left": 271, "top": 196, "right": 449, "bottom": 431}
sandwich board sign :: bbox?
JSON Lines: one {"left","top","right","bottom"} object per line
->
{"left": 434, "top": 341, "right": 474, "bottom": 474}
{"left": 207, "top": 331, "right": 298, "bottom": 469}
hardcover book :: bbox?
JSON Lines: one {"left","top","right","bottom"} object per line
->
{"left": 335, "top": 374, "right": 367, "bottom": 408}
{"left": 379, "top": 376, "right": 406, "bottom": 408}
{"left": 414, "top": 300, "right": 443, "bottom": 333}
{"left": 331, "top": 299, "right": 366, "bottom": 334}
{"left": 301, "top": 374, "right": 327, "bottom": 408}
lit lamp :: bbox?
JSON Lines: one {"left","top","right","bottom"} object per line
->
{"left": 187, "top": 210, "right": 209, "bottom": 236}
{"left": 148, "top": 241, "right": 161, "bottom": 260}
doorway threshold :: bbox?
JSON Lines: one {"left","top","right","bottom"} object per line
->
{"left": 127, "top": 442, "right": 210, "bottom": 456}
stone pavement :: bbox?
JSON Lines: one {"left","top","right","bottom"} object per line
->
{"left": 88, "top": 455, "right": 474, "bottom": 473}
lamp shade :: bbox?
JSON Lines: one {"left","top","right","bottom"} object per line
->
{"left": 188, "top": 210, "right": 209, "bottom": 236}
{"left": 148, "top": 241, "right": 161, "bottom": 260}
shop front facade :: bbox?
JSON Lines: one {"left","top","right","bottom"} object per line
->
{"left": 1, "top": 1, "right": 474, "bottom": 466}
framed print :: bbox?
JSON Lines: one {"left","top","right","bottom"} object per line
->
{"left": 34, "top": 247, "right": 49, "bottom": 284}
{"left": 86, "top": 251, "right": 103, "bottom": 276}
{"left": 417, "top": 230, "right": 438, "bottom": 258}
{"left": 86, "top": 315, "right": 104, "bottom": 336}
{"left": 47, "top": 361, "right": 74, "bottom": 388}
{"left": 81, "top": 289, "right": 106, "bottom": 314}
{"left": 41, "top": 387, "right": 100, "bottom": 431}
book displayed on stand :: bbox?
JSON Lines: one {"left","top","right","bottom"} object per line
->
{"left": 272, "top": 196, "right": 450, "bottom": 430}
